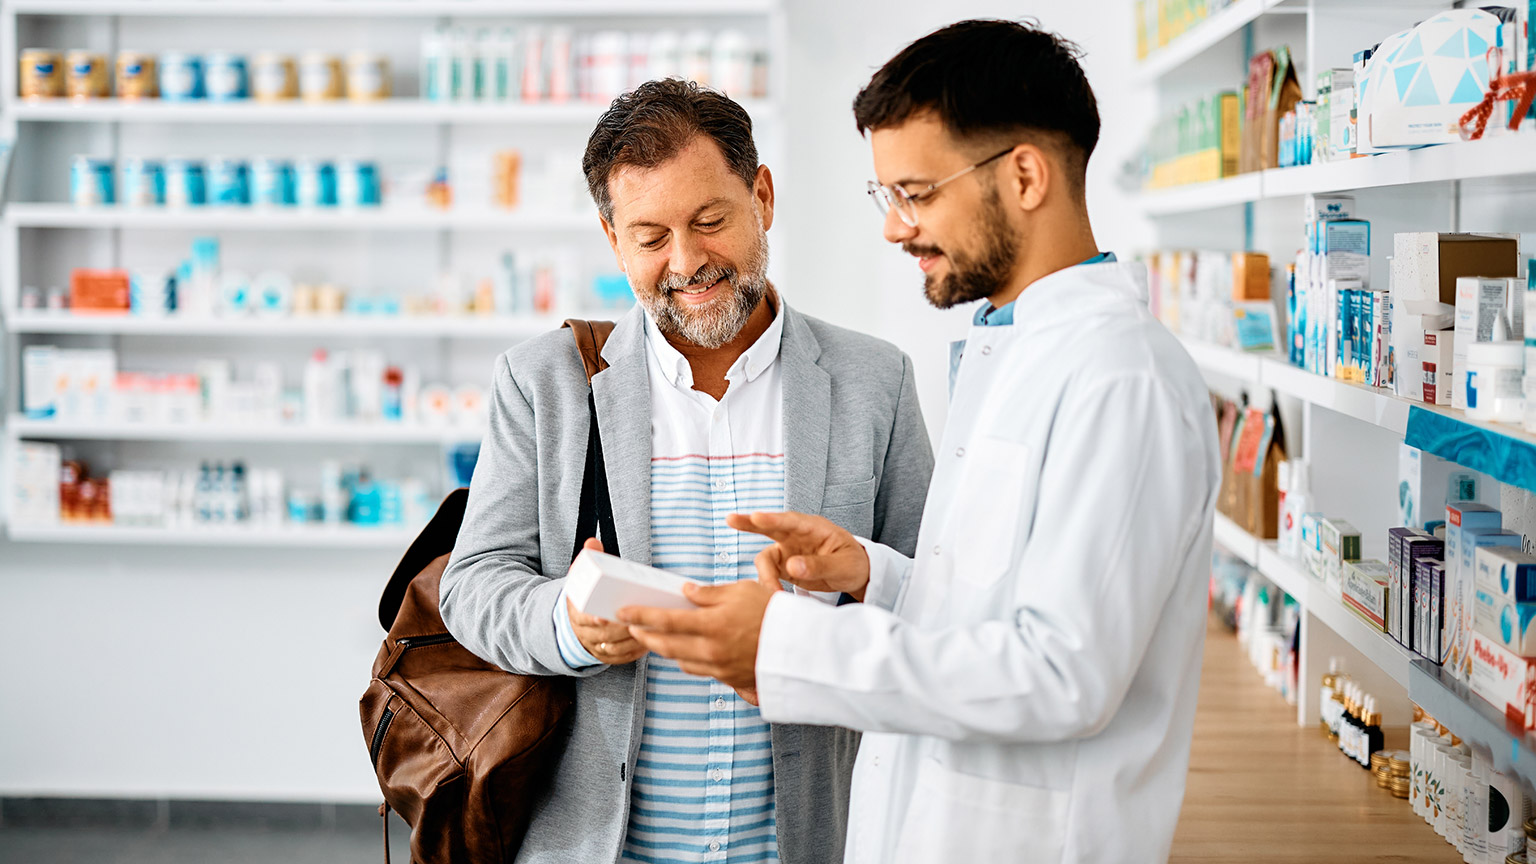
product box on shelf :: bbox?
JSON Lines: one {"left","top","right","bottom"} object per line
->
{"left": 1469, "top": 632, "right": 1536, "bottom": 730}
{"left": 1398, "top": 445, "right": 1465, "bottom": 532}
{"left": 1389, "top": 526, "right": 1426, "bottom": 645}
{"left": 1239, "top": 47, "right": 1302, "bottom": 174}
{"left": 1453, "top": 516, "right": 1521, "bottom": 679}
{"left": 11, "top": 442, "right": 62, "bottom": 526}
{"left": 1394, "top": 233, "right": 1522, "bottom": 308}
{"left": 1320, "top": 518, "right": 1362, "bottom": 594}
{"left": 1476, "top": 546, "right": 1536, "bottom": 605}
{"left": 1302, "top": 512, "right": 1328, "bottom": 579}
{"left": 1357, "top": 9, "right": 1507, "bottom": 149}
{"left": 1414, "top": 558, "right": 1446, "bottom": 664}
{"left": 1443, "top": 504, "right": 1499, "bottom": 669}
{"left": 1402, "top": 535, "right": 1446, "bottom": 653}
{"left": 1421, "top": 330, "right": 1455, "bottom": 406}
{"left": 1454, "top": 276, "right": 1511, "bottom": 410}
{"left": 1343, "top": 559, "right": 1392, "bottom": 632}
{"left": 70, "top": 268, "right": 131, "bottom": 314}
{"left": 1232, "top": 252, "right": 1270, "bottom": 301}
{"left": 1474, "top": 548, "right": 1536, "bottom": 657}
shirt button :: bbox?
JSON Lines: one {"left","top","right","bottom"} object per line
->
{"left": 716, "top": 551, "right": 730, "bottom": 563}
{"left": 714, "top": 697, "right": 727, "bottom": 709}
{"left": 955, "top": 447, "right": 965, "bottom": 457}
{"left": 981, "top": 345, "right": 992, "bottom": 356}
{"left": 711, "top": 768, "right": 724, "bottom": 782}
{"left": 715, "top": 478, "right": 729, "bottom": 490}
{"left": 709, "top": 841, "right": 722, "bottom": 852}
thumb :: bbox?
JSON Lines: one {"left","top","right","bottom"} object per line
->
{"left": 682, "top": 581, "right": 732, "bottom": 606}
{"left": 582, "top": 537, "right": 604, "bottom": 553}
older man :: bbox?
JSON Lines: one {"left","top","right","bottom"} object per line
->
{"left": 439, "top": 78, "right": 934, "bottom": 864}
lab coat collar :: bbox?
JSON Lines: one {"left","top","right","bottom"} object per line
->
{"left": 975, "top": 259, "right": 1148, "bottom": 336}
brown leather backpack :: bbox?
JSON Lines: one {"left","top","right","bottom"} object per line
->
{"left": 361, "top": 320, "right": 617, "bottom": 863}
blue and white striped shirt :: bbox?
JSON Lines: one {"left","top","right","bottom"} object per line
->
{"left": 555, "top": 303, "right": 787, "bottom": 864}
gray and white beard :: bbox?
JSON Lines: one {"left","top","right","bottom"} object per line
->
{"left": 638, "top": 230, "right": 771, "bottom": 350}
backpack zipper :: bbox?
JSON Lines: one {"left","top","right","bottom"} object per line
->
{"left": 369, "top": 707, "right": 395, "bottom": 765}
{"left": 396, "top": 633, "right": 456, "bottom": 649}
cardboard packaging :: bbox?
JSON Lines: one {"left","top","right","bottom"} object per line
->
{"left": 1343, "top": 559, "right": 1391, "bottom": 632}
{"left": 1474, "top": 548, "right": 1536, "bottom": 657}
{"left": 1232, "top": 252, "right": 1271, "bottom": 301}
{"left": 1469, "top": 632, "right": 1536, "bottom": 731}
{"left": 1454, "top": 523, "right": 1522, "bottom": 679}
{"left": 1394, "top": 233, "right": 1521, "bottom": 308}
{"left": 1388, "top": 527, "right": 1425, "bottom": 645}
{"left": 1454, "top": 276, "right": 1511, "bottom": 410}
{"left": 69, "top": 268, "right": 131, "bottom": 314}
{"left": 565, "top": 549, "right": 701, "bottom": 621}
{"left": 1240, "top": 47, "right": 1303, "bottom": 174}
{"left": 1320, "top": 518, "right": 1362, "bottom": 595}
{"left": 1414, "top": 558, "right": 1446, "bottom": 664}
{"left": 1421, "top": 330, "right": 1455, "bottom": 406}
{"left": 1402, "top": 535, "right": 1445, "bottom": 653}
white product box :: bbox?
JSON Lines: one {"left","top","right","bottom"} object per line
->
{"left": 1422, "top": 330, "right": 1455, "bottom": 406}
{"left": 11, "top": 442, "right": 61, "bottom": 526}
{"left": 1398, "top": 445, "right": 1460, "bottom": 531}
{"left": 1305, "top": 193, "right": 1355, "bottom": 224}
{"left": 1470, "top": 632, "right": 1536, "bottom": 730}
{"left": 22, "top": 345, "right": 58, "bottom": 420}
{"left": 1454, "top": 276, "right": 1509, "bottom": 410}
{"left": 565, "top": 549, "right": 702, "bottom": 621}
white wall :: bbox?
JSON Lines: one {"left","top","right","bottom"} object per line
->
{"left": 0, "top": 1, "right": 1153, "bottom": 803}
{"left": 776, "top": 0, "right": 1155, "bottom": 443}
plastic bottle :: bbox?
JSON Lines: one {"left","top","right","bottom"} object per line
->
{"left": 230, "top": 462, "right": 249, "bottom": 523}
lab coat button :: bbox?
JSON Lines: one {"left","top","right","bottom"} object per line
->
{"left": 932, "top": 545, "right": 941, "bottom": 556}
{"left": 955, "top": 447, "right": 965, "bottom": 457}
{"left": 981, "top": 345, "right": 992, "bottom": 356}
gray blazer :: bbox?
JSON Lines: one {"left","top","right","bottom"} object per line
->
{"left": 440, "top": 301, "right": 934, "bottom": 864}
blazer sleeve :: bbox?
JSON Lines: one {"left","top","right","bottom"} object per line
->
{"left": 439, "top": 352, "right": 606, "bottom": 678}
{"left": 868, "top": 351, "right": 934, "bottom": 558}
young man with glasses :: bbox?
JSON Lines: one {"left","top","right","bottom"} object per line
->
{"left": 619, "top": 20, "right": 1222, "bottom": 863}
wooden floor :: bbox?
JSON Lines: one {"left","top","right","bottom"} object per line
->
{"left": 1171, "top": 616, "right": 1463, "bottom": 863}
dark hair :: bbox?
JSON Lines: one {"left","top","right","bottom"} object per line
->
{"left": 853, "top": 19, "right": 1100, "bottom": 190}
{"left": 583, "top": 78, "right": 759, "bottom": 224}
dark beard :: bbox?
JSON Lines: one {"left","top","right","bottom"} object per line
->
{"left": 909, "top": 186, "right": 1019, "bottom": 310}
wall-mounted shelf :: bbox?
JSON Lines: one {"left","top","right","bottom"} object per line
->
{"left": 4, "top": 98, "right": 775, "bottom": 126}
{"left": 8, "top": 0, "right": 775, "bottom": 17}
{"left": 1135, "top": 0, "right": 1291, "bottom": 83}
{"left": 1138, "top": 134, "right": 1536, "bottom": 215}
{"left": 8, "top": 417, "right": 484, "bottom": 445}
{"left": 4, "top": 314, "right": 564, "bottom": 339}
{"left": 1410, "top": 659, "right": 1536, "bottom": 787}
{"left": 4, "top": 522, "right": 422, "bottom": 548}
{"left": 4, "top": 203, "right": 594, "bottom": 232}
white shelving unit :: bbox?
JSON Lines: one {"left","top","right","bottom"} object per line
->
{"left": 7, "top": 98, "right": 775, "bottom": 125}
{"left": 1139, "top": 135, "right": 1536, "bottom": 215}
{"left": 6, "top": 417, "right": 484, "bottom": 445}
{"left": 7, "top": 313, "right": 562, "bottom": 338}
{"left": 1140, "top": 0, "right": 1536, "bottom": 781}
{"left": 0, "top": 0, "right": 789, "bottom": 548}
{"left": 5, "top": 522, "right": 422, "bottom": 548}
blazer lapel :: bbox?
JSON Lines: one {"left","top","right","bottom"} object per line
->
{"left": 780, "top": 306, "right": 831, "bottom": 516}
{"left": 591, "top": 306, "right": 654, "bottom": 565}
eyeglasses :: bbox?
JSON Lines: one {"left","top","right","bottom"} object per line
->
{"left": 866, "top": 145, "right": 1018, "bottom": 228}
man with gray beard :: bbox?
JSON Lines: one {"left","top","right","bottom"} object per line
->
{"left": 439, "top": 78, "right": 935, "bottom": 864}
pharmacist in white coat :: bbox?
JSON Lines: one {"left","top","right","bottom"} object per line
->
{"left": 620, "top": 20, "right": 1222, "bottom": 864}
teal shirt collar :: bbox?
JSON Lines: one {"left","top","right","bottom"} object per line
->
{"left": 973, "top": 251, "right": 1116, "bottom": 327}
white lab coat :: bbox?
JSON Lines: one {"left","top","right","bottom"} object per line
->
{"left": 755, "top": 260, "right": 1222, "bottom": 864}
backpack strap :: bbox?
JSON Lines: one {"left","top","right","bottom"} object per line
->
{"left": 563, "top": 319, "right": 620, "bottom": 561}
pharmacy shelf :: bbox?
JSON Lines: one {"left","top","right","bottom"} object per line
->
{"left": 1180, "top": 338, "right": 1265, "bottom": 383}
{"left": 4, "top": 98, "right": 776, "bottom": 126}
{"left": 4, "top": 203, "right": 594, "bottom": 232}
{"left": 1137, "top": 174, "right": 1263, "bottom": 215}
{"left": 4, "top": 313, "right": 564, "bottom": 339}
{"left": 1213, "top": 510, "right": 1261, "bottom": 566}
{"left": 4, "top": 522, "right": 421, "bottom": 549}
{"left": 7, "top": 417, "right": 483, "bottom": 445}
{"left": 8, "top": 0, "right": 774, "bottom": 17}
{"left": 1215, "top": 510, "right": 1414, "bottom": 688}
{"left": 1134, "top": 0, "right": 1291, "bottom": 82}
{"left": 1140, "top": 134, "right": 1536, "bottom": 214}
{"left": 1258, "top": 542, "right": 1415, "bottom": 689}
{"left": 1409, "top": 659, "right": 1536, "bottom": 784}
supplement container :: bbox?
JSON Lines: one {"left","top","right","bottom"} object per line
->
{"left": 250, "top": 158, "right": 294, "bottom": 207}
{"left": 164, "top": 158, "right": 207, "bottom": 208}
{"left": 1466, "top": 340, "right": 1525, "bottom": 423}
{"left": 158, "top": 52, "right": 204, "bottom": 100}
{"left": 115, "top": 51, "right": 157, "bottom": 99}
{"left": 65, "top": 51, "right": 110, "bottom": 99}
{"left": 204, "top": 52, "right": 248, "bottom": 101}
{"left": 345, "top": 52, "right": 390, "bottom": 101}
{"left": 206, "top": 157, "right": 250, "bottom": 207}
{"left": 20, "top": 49, "right": 63, "bottom": 99}
{"left": 336, "top": 159, "right": 382, "bottom": 207}
{"left": 252, "top": 52, "right": 297, "bottom": 101}
{"left": 121, "top": 158, "right": 165, "bottom": 207}
{"left": 299, "top": 52, "right": 342, "bottom": 101}
{"left": 295, "top": 158, "right": 337, "bottom": 207}
{"left": 70, "top": 156, "right": 115, "bottom": 207}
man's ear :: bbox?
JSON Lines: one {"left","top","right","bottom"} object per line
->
{"left": 753, "top": 165, "right": 775, "bottom": 232}
{"left": 1002, "top": 144, "right": 1051, "bottom": 213}
{"left": 601, "top": 215, "right": 625, "bottom": 271}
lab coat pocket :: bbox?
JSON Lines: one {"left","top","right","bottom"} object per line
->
{"left": 893, "top": 757, "right": 1068, "bottom": 864}
{"left": 949, "top": 436, "right": 1035, "bottom": 588}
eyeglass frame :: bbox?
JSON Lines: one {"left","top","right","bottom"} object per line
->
{"left": 866, "top": 145, "right": 1019, "bottom": 228}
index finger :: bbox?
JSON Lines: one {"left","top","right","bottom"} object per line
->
{"left": 616, "top": 604, "right": 712, "bottom": 634}
{"left": 725, "top": 511, "right": 820, "bottom": 543}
